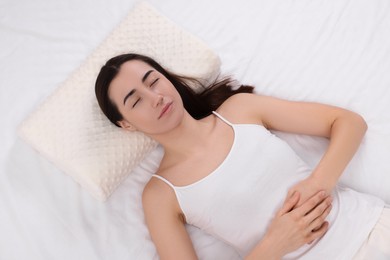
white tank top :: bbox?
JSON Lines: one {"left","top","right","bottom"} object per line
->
{"left": 152, "top": 111, "right": 384, "bottom": 259}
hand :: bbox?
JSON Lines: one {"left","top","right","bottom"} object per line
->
{"left": 261, "top": 191, "right": 332, "bottom": 258}
{"left": 287, "top": 175, "right": 333, "bottom": 208}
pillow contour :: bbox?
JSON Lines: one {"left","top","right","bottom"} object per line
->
{"left": 18, "top": 2, "right": 221, "bottom": 201}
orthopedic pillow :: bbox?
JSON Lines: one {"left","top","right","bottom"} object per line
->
{"left": 18, "top": 2, "right": 221, "bottom": 201}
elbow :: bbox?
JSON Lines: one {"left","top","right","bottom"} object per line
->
{"left": 346, "top": 112, "right": 368, "bottom": 136}
{"left": 362, "top": 118, "right": 368, "bottom": 133}
{"left": 332, "top": 111, "right": 368, "bottom": 137}
{"left": 355, "top": 113, "right": 368, "bottom": 134}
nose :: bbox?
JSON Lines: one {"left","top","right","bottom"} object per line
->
{"left": 142, "top": 87, "right": 163, "bottom": 108}
{"left": 152, "top": 93, "right": 163, "bottom": 108}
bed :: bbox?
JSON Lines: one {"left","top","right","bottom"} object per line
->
{"left": 1, "top": 0, "right": 389, "bottom": 259}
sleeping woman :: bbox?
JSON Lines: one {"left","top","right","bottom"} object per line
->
{"left": 95, "top": 53, "right": 389, "bottom": 259}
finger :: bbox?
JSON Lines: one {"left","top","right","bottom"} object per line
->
{"left": 294, "top": 190, "right": 327, "bottom": 217}
{"left": 308, "top": 203, "right": 332, "bottom": 232}
{"left": 306, "top": 221, "right": 329, "bottom": 244}
{"left": 277, "top": 191, "right": 300, "bottom": 217}
{"left": 287, "top": 190, "right": 299, "bottom": 209}
{"left": 287, "top": 189, "right": 295, "bottom": 200}
{"left": 304, "top": 196, "right": 332, "bottom": 225}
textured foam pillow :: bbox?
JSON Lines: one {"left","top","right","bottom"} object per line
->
{"left": 18, "top": 2, "right": 221, "bottom": 201}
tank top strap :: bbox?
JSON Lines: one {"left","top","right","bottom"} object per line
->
{"left": 151, "top": 174, "right": 176, "bottom": 190}
{"left": 212, "top": 111, "right": 234, "bottom": 127}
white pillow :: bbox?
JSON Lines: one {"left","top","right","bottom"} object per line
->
{"left": 18, "top": 2, "right": 221, "bottom": 201}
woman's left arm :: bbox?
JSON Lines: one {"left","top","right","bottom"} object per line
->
{"left": 226, "top": 93, "right": 367, "bottom": 206}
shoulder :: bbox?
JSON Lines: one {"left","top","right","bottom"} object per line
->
{"left": 216, "top": 92, "right": 268, "bottom": 125}
{"left": 221, "top": 92, "right": 273, "bottom": 107}
{"left": 142, "top": 176, "right": 173, "bottom": 206}
{"left": 142, "top": 175, "right": 183, "bottom": 219}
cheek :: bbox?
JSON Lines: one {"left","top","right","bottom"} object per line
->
{"left": 123, "top": 111, "right": 154, "bottom": 130}
{"left": 161, "top": 80, "right": 178, "bottom": 94}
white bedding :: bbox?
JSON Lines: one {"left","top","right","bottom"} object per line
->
{"left": 1, "top": 0, "right": 390, "bottom": 259}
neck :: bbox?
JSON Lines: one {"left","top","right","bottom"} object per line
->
{"left": 150, "top": 111, "right": 216, "bottom": 159}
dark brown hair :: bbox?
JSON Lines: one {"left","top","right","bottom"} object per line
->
{"left": 95, "top": 53, "right": 254, "bottom": 127}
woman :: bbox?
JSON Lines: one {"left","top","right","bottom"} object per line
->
{"left": 95, "top": 53, "right": 388, "bottom": 259}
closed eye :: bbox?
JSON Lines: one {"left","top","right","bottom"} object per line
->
{"left": 150, "top": 78, "right": 159, "bottom": 86}
{"left": 132, "top": 78, "right": 159, "bottom": 108}
{"left": 132, "top": 98, "right": 141, "bottom": 108}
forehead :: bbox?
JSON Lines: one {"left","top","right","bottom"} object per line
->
{"left": 108, "top": 60, "right": 153, "bottom": 101}
{"left": 114, "top": 60, "right": 153, "bottom": 84}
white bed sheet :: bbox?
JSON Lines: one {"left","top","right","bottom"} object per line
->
{"left": 1, "top": 0, "right": 390, "bottom": 259}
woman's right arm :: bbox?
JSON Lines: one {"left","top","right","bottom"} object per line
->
{"left": 143, "top": 180, "right": 198, "bottom": 260}
{"left": 246, "top": 191, "right": 332, "bottom": 260}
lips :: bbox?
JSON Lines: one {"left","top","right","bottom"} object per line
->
{"left": 158, "top": 102, "right": 173, "bottom": 119}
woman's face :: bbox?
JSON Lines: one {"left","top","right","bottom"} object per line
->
{"left": 108, "top": 60, "right": 185, "bottom": 135}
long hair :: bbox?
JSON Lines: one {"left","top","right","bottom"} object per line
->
{"left": 95, "top": 53, "right": 254, "bottom": 127}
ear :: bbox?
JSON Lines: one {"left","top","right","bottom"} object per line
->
{"left": 117, "top": 120, "right": 137, "bottom": 131}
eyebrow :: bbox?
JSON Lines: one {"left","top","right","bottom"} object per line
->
{"left": 142, "top": 70, "right": 154, "bottom": 83}
{"left": 123, "top": 89, "right": 136, "bottom": 105}
{"left": 123, "top": 70, "right": 154, "bottom": 105}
